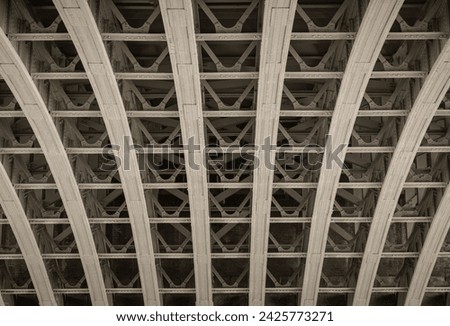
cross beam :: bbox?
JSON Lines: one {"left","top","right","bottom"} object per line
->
{"left": 248, "top": 0, "right": 297, "bottom": 306}
{"left": 0, "top": 28, "right": 108, "bottom": 306}
{"left": 2, "top": 109, "right": 450, "bottom": 118}
{"left": 300, "top": 0, "right": 404, "bottom": 305}
{"left": 159, "top": 0, "right": 213, "bottom": 305}
{"left": 7, "top": 32, "right": 448, "bottom": 42}
{"left": 53, "top": 0, "right": 161, "bottom": 305}
{"left": 22, "top": 70, "right": 426, "bottom": 80}
{"left": 353, "top": 38, "right": 450, "bottom": 306}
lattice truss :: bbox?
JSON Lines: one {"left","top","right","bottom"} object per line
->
{"left": 0, "top": 0, "right": 450, "bottom": 306}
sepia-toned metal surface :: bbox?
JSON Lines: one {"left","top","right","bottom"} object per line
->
{"left": 0, "top": 0, "right": 449, "bottom": 306}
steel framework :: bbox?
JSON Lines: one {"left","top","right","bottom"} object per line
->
{"left": 0, "top": 0, "right": 450, "bottom": 306}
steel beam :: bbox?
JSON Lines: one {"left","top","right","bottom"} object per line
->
{"left": 10, "top": 181, "right": 448, "bottom": 190}
{"left": 4, "top": 108, "right": 450, "bottom": 119}
{"left": 26, "top": 70, "right": 427, "bottom": 80}
{"left": 3, "top": 251, "right": 450, "bottom": 260}
{"left": 3, "top": 145, "right": 450, "bottom": 155}
{"left": 248, "top": 0, "right": 297, "bottom": 306}
{"left": 1, "top": 286, "right": 450, "bottom": 296}
{"left": 0, "top": 161, "right": 57, "bottom": 305}
{"left": 0, "top": 216, "right": 432, "bottom": 225}
{"left": 300, "top": 0, "right": 404, "bottom": 306}
{"left": 7, "top": 32, "right": 447, "bottom": 42}
{"left": 159, "top": 0, "right": 213, "bottom": 306}
{"left": 353, "top": 38, "right": 450, "bottom": 306}
{"left": 0, "top": 28, "right": 108, "bottom": 306}
{"left": 54, "top": 109, "right": 450, "bottom": 118}
{"left": 52, "top": 0, "right": 161, "bottom": 306}
{"left": 16, "top": 109, "right": 450, "bottom": 118}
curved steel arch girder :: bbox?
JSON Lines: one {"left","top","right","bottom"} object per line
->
{"left": 0, "top": 160, "right": 57, "bottom": 305}
{"left": 159, "top": 0, "right": 213, "bottom": 306}
{"left": 248, "top": 0, "right": 297, "bottom": 306}
{"left": 0, "top": 28, "right": 108, "bottom": 306}
{"left": 52, "top": 0, "right": 161, "bottom": 305}
{"left": 353, "top": 38, "right": 450, "bottom": 306}
{"left": 404, "top": 184, "right": 450, "bottom": 305}
{"left": 300, "top": 0, "right": 405, "bottom": 306}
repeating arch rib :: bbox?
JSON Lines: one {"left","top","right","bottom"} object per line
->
{"left": 52, "top": 0, "right": 161, "bottom": 305}
{"left": 0, "top": 28, "right": 108, "bottom": 306}
{"left": 159, "top": 0, "right": 213, "bottom": 306}
{"left": 248, "top": 0, "right": 297, "bottom": 306}
{"left": 0, "top": 161, "right": 57, "bottom": 305}
{"left": 404, "top": 184, "right": 450, "bottom": 305}
{"left": 353, "top": 38, "right": 450, "bottom": 306}
{"left": 300, "top": 0, "right": 404, "bottom": 306}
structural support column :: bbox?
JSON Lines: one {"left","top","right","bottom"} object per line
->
{"left": 248, "top": 0, "right": 297, "bottom": 306}
{"left": 353, "top": 39, "right": 450, "bottom": 306}
{"left": 159, "top": 0, "right": 212, "bottom": 305}
{"left": 53, "top": 0, "right": 161, "bottom": 305}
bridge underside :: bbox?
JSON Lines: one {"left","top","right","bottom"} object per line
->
{"left": 1, "top": 0, "right": 450, "bottom": 306}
